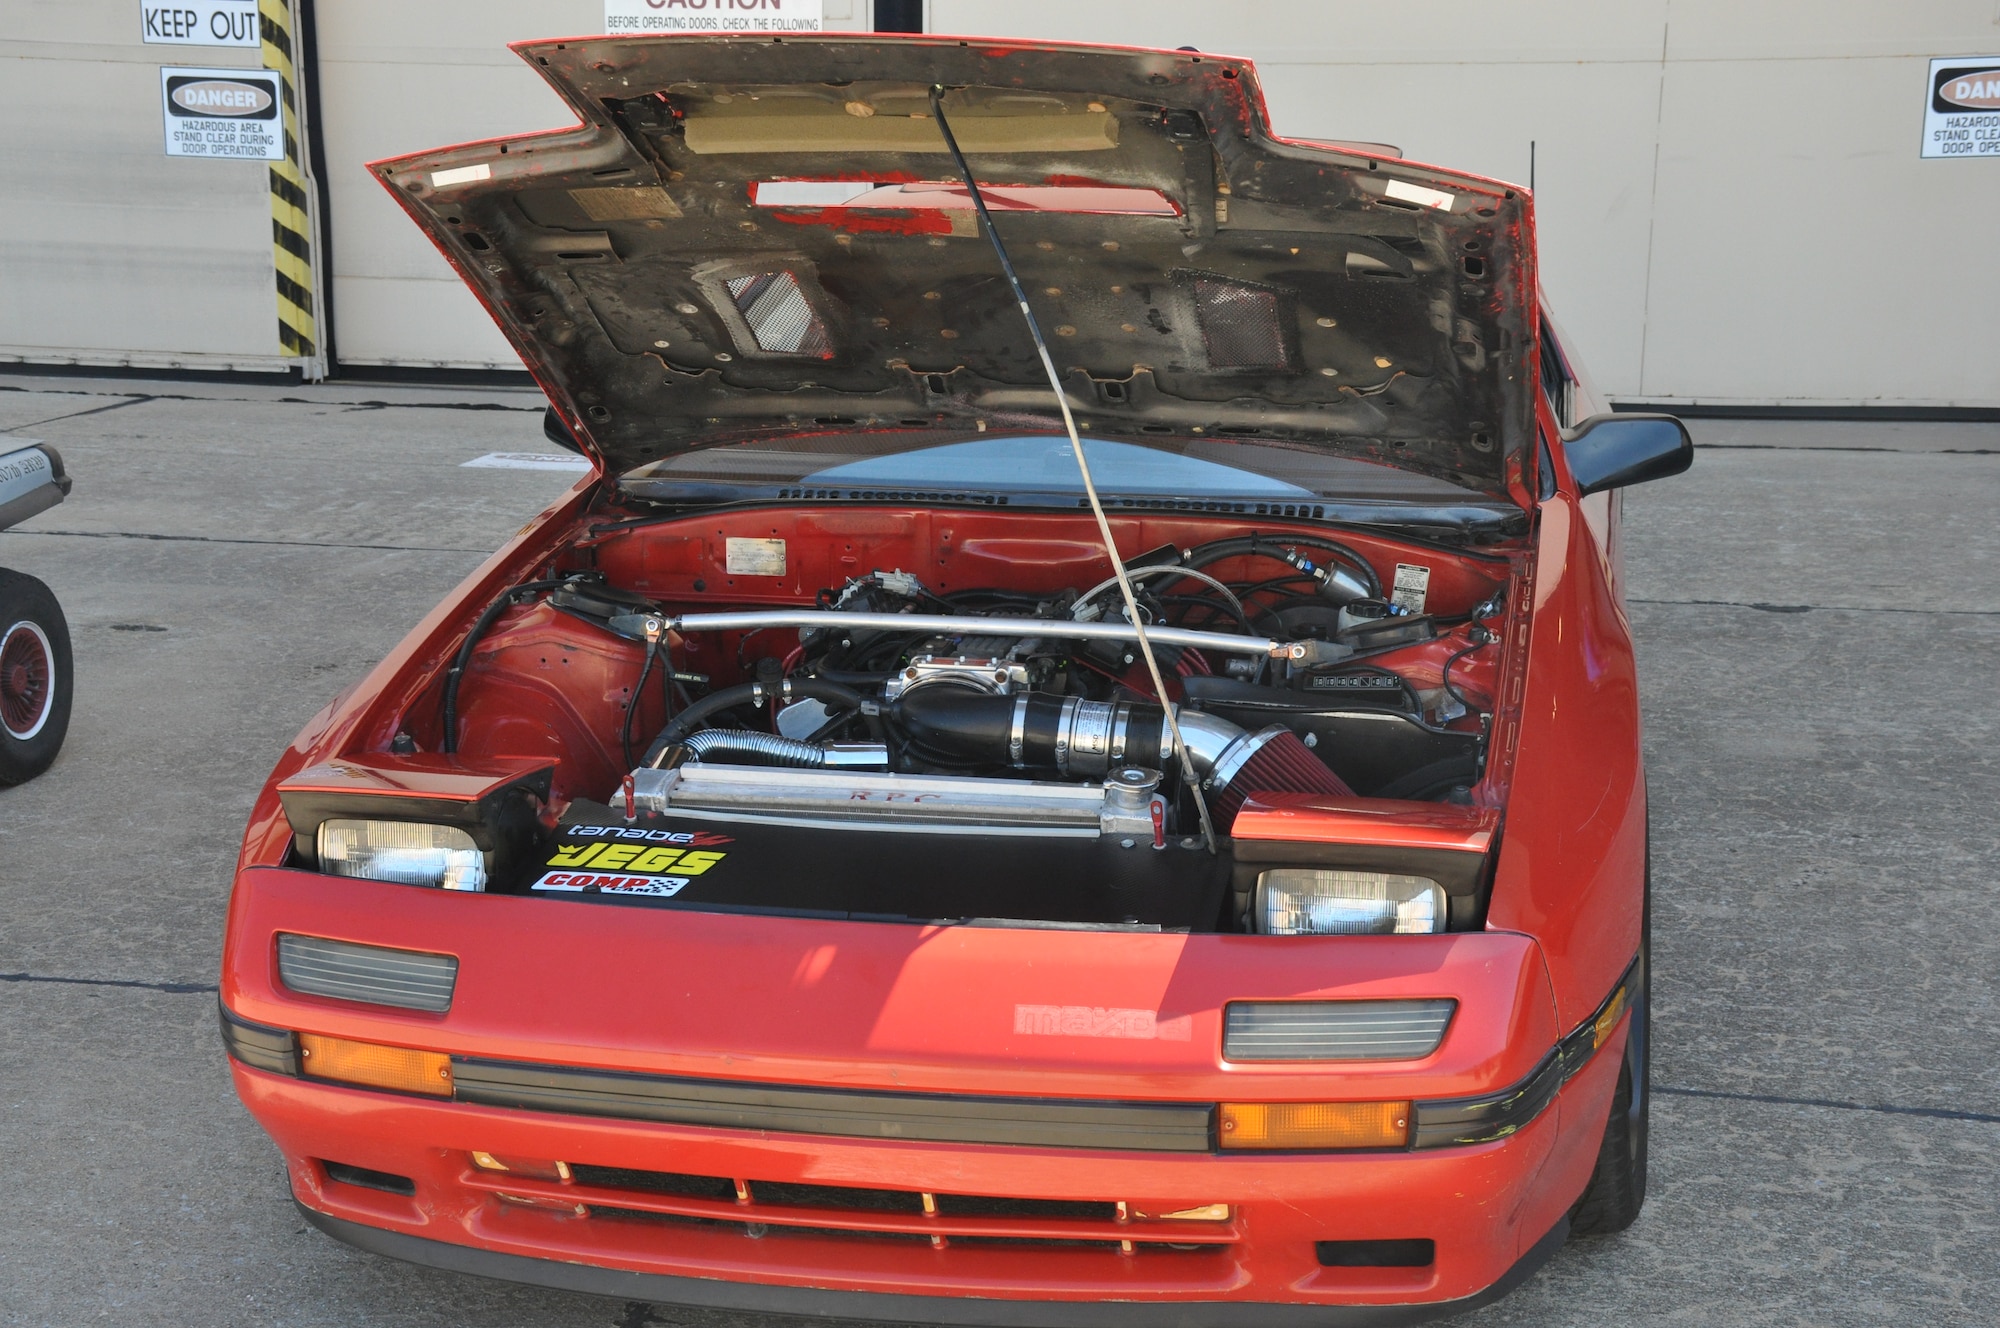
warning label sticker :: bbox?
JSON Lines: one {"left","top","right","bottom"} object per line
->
{"left": 725, "top": 536, "right": 787, "bottom": 577}
{"left": 1389, "top": 563, "right": 1432, "bottom": 614}
{"left": 603, "top": 0, "right": 823, "bottom": 35}
{"left": 1922, "top": 57, "right": 2000, "bottom": 158}
{"left": 160, "top": 66, "right": 283, "bottom": 160}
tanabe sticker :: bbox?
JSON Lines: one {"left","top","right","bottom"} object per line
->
{"left": 1390, "top": 563, "right": 1432, "bottom": 614}
{"left": 160, "top": 66, "right": 282, "bottom": 160}
{"left": 1922, "top": 56, "right": 2000, "bottom": 158}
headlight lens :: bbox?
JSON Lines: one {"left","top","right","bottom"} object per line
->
{"left": 1255, "top": 869, "right": 1444, "bottom": 935}
{"left": 317, "top": 819, "right": 488, "bottom": 891}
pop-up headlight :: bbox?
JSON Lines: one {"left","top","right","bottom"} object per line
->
{"left": 1255, "top": 869, "right": 1445, "bottom": 935}
{"left": 317, "top": 820, "right": 487, "bottom": 891}
{"left": 276, "top": 754, "right": 555, "bottom": 893}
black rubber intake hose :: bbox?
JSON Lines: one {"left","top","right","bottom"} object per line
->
{"left": 894, "top": 688, "right": 1170, "bottom": 778}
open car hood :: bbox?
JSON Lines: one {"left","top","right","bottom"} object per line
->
{"left": 374, "top": 36, "right": 1537, "bottom": 500}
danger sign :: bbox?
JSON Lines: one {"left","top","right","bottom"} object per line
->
{"left": 161, "top": 66, "right": 284, "bottom": 160}
{"left": 1921, "top": 56, "right": 2000, "bottom": 158}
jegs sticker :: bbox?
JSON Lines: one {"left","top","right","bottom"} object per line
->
{"left": 534, "top": 872, "right": 690, "bottom": 897}
{"left": 1390, "top": 563, "right": 1431, "bottom": 614}
{"left": 543, "top": 842, "right": 727, "bottom": 875}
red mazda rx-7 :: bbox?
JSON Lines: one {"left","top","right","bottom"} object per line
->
{"left": 220, "top": 33, "right": 1689, "bottom": 1324}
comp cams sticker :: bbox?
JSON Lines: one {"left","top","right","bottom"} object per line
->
{"left": 532, "top": 825, "right": 731, "bottom": 897}
{"left": 534, "top": 873, "right": 691, "bottom": 898}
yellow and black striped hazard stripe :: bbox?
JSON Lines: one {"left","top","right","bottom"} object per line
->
{"left": 258, "top": 0, "right": 316, "bottom": 359}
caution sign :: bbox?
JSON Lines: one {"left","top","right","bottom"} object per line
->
{"left": 603, "top": 0, "right": 823, "bottom": 35}
{"left": 160, "top": 66, "right": 283, "bottom": 160}
{"left": 1922, "top": 57, "right": 2000, "bottom": 158}
{"left": 142, "top": 2, "right": 259, "bottom": 46}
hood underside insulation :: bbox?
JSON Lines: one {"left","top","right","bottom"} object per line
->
{"left": 373, "top": 36, "right": 1536, "bottom": 499}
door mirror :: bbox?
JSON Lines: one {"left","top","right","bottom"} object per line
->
{"left": 1562, "top": 414, "right": 1692, "bottom": 496}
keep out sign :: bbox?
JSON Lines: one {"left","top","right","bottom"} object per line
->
{"left": 142, "top": 2, "right": 259, "bottom": 47}
{"left": 1922, "top": 56, "right": 2000, "bottom": 158}
{"left": 160, "top": 66, "right": 283, "bottom": 160}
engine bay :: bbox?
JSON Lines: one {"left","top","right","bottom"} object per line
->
{"left": 378, "top": 506, "right": 1522, "bottom": 935}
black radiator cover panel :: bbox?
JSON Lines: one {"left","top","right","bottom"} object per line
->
{"left": 532, "top": 800, "right": 1231, "bottom": 931}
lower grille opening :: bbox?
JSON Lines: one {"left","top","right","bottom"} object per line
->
{"left": 568, "top": 1163, "right": 1119, "bottom": 1223}
{"left": 568, "top": 1164, "right": 736, "bottom": 1202}
{"left": 935, "top": 1194, "right": 1118, "bottom": 1221}
{"left": 1317, "top": 1238, "right": 1435, "bottom": 1268}
{"left": 549, "top": 1161, "right": 1220, "bottom": 1256}
{"left": 753, "top": 1180, "right": 926, "bottom": 1214}
{"left": 590, "top": 1206, "right": 929, "bottom": 1245}
{"left": 321, "top": 1160, "right": 416, "bottom": 1196}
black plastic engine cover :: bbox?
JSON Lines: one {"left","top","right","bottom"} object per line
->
{"left": 1180, "top": 676, "right": 1483, "bottom": 799}
{"left": 528, "top": 800, "right": 1232, "bottom": 931}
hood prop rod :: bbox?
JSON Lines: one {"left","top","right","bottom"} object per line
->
{"left": 929, "top": 84, "right": 1218, "bottom": 856}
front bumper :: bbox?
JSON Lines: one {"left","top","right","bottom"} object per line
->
{"left": 297, "top": 1201, "right": 1573, "bottom": 1328}
{"left": 221, "top": 867, "right": 1629, "bottom": 1317}
{"left": 235, "top": 1053, "right": 1611, "bottom": 1320}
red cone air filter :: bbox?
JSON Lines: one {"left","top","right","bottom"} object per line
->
{"left": 1209, "top": 726, "right": 1352, "bottom": 826}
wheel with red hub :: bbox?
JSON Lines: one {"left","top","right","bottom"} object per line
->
{"left": 0, "top": 569, "right": 72, "bottom": 785}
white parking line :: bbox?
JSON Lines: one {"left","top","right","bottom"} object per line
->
{"left": 461, "top": 452, "right": 591, "bottom": 471}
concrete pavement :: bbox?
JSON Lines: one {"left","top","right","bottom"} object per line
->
{"left": 2, "top": 373, "right": 1995, "bottom": 1327}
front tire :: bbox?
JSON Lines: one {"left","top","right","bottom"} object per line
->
{"left": 0, "top": 569, "right": 74, "bottom": 785}
{"left": 1570, "top": 845, "right": 1650, "bottom": 1236}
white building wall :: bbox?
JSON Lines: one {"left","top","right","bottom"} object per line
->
{"left": 4, "top": 1, "right": 1996, "bottom": 406}
{"left": 0, "top": 0, "right": 293, "bottom": 373}
{"left": 927, "top": 0, "right": 2000, "bottom": 407}
{"left": 313, "top": 0, "right": 875, "bottom": 371}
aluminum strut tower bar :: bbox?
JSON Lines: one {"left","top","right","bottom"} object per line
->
{"left": 662, "top": 609, "right": 1340, "bottom": 662}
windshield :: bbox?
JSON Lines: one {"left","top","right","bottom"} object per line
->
{"left": 621, "top": 431, "right": 1506, "bottom": 519}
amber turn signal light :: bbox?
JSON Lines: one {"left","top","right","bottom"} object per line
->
{"left": 1218, "top": 1100, "right": 1411, "bottom": 1150}
{"left": 298, "top": 1033, "right": 452, "bottom": 1096}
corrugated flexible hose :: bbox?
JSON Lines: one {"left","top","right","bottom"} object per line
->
{"left": 678, "top": 729, "right": 831, "bottom": 768}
